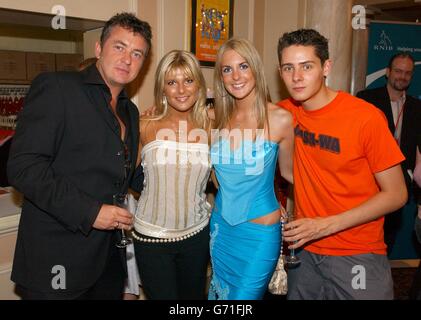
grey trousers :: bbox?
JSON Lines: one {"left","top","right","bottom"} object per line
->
{"left": 287, "top": 249, "right": 394, "bottom": 300}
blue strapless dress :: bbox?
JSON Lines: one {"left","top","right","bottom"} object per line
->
{"left": 208, "top": 138, "right": 281, "bottom": 300}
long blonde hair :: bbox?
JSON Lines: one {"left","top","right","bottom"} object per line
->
{"left": 150, "top": 50, "right": 209, "bottom": 131}
{"left": 213, "top": 38, "right": 270, "bottom": 130}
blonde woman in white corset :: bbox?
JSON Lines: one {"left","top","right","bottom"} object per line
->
{"left": 132, "top": 50, "right": 212, "bottom": 299}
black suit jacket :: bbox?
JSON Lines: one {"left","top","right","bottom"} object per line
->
{"left": 357, "top": 86, "right": 421, "bottom": 189}
{"left": 7, "top": 64, "right": 142, "bottom": 295}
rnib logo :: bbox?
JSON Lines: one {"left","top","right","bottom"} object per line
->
{"left": 374, "top": 30, "right": 393, "bottom": 51}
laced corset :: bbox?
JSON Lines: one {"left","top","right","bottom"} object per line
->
{"left": 134, "top": 140, "right": 212, "bottom": 238}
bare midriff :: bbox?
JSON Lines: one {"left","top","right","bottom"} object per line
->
{"left": 250, "top": 209, "right": 280, "bottom": 225}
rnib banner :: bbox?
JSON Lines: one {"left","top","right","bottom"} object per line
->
{"left": 367, "top": 21, "right": 421, "bottom": 99}
{"left": 367, "top": 21, "right": 421, "bottom": 260}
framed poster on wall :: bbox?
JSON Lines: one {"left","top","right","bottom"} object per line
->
{"left": 190, "top": 0, "right": 234, "bottom": 67}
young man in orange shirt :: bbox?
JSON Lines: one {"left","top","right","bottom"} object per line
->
{"left": 277, "top": 29, "right": 407, "bottom": 299}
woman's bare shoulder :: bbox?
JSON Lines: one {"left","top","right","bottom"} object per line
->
{"left": 140, "top": 118, "right": 159, "bottom": 131}
{"left": 268, "top": 102, "right": 293, "bottom": 125}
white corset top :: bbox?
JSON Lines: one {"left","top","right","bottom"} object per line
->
{"left": 134, "top": 140, "right": 212, "bottom": 238}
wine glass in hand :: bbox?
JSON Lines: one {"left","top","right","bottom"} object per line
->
{"left": 284, "top": 211, "right": 301, "bottom": 268}
{"left": 113, "top": 193, "right": 132, "bottom": 249}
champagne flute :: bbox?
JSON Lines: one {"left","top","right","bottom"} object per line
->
{"left": 284, "top": 211, "right": 301, "bottom": 268}
{"left": 113, "top": 193, "right": 132, "bottom": 248}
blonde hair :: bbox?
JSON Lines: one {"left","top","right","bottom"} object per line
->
{"left": 150, "top": 50, "right": 209, "bottom": 131}
{"left": 213, "top": 38, "right": 270, "bottom": 130}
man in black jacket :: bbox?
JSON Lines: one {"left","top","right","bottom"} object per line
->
{"left": 409, "top": 135, "right": 421, "bottom": 300}
{"left": 357, "top": 52, "right": 421, "bottom": 255}
{"left": 7, "top": 12, "right": 151, "bottom": 299}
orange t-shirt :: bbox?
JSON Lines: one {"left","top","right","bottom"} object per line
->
{"left": 278, "top": 91, "right": 405, "bottom": 256}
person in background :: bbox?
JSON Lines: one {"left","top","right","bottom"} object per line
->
{"left": 409, "top": 135, "right": 421, "bottom": 300}
{"left": 277, "top": 29, "right": 407, "bottom": 300}
{"left": 7, "top": 12, "right": 151, "bottom": 299}
{"left": 208, "top": 38, "right": 294, "bottom": 300}
{"left": 414, "top": 136, "right": 421, "bottom": 243}
{"left": 132, "top": 50, "right": 212, "bottom": 300}
{"left": 357, "top": 53, "right": 421, "bottom": 255}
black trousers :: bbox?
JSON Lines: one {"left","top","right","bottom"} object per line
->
{"left": 75, "top": 244, "right": 126, "bottom": 300}
{"left": 19, "top": 237, "right": 126, "bottom": 300}
{"left": 133, "top": 225, "right": 210, "bottom": 300}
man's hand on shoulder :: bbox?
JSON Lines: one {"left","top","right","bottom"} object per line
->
{"left": 140, "top": 105, "right": 157, "bottom": 117}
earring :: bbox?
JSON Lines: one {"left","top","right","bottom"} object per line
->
{"left": 162, "top": 96, "right": 168, "bottom": 113}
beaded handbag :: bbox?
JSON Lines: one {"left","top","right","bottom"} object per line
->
{"left": 268, "top": 221, "right": 287, "bottom": 295}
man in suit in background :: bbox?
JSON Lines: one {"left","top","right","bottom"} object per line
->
{"left": 410, "top": 136, "right": 421, "bottom": 299}
{"left": 7, "top": 12, "right": 151, "bottom": 299}
{"left": 357, "top": 52, "right": 421, "bottom": 255}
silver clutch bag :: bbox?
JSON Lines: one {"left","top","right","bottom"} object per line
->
{"left": 268, "top": 254, "right": 287, "bottom": 295}
{"left": 268, "top": 220, "right": 287, "bottom": 295}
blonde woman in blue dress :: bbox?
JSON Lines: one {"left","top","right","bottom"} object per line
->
{"left": 132, "top": 50, "right": 212, "bottom": 299}
{"left": 208, "top": 38, "right": 294, "bottom": 300}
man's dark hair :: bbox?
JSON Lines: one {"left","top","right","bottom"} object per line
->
{"left": 277, "top": 29, "right": 329, "bottom": 65}
{"left": 387, "top": 52, "right": 415, "bottom": 69}
{"left": 100, "top": 12, "right": 152, "bottom": 56}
